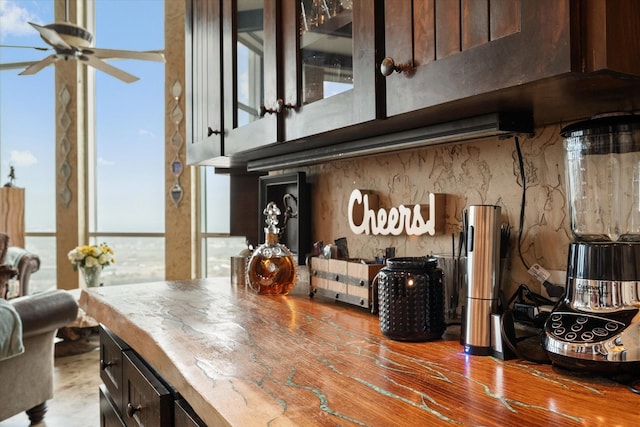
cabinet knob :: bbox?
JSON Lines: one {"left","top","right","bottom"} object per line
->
{"left": 380, "top": 57, "right": 413, "bottom": 77}
{"left": 126, "top": 402, "right": 142, "bottom": 418}
{"left": 260, "top": 99, "right": 296, "bottom": 117}
{"left": 207, "top": 127, "right": 221, "bottom": 137}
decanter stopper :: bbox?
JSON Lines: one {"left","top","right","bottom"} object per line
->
{"left": 264, "top": 201, "right": 281, "bottom": 236}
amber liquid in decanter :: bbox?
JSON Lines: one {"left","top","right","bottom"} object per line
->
{"left": 246, "top": 201, "right": 298, "bottom": 295}
{"left": 246, "top": 234, "right": 297, "bottom": 295}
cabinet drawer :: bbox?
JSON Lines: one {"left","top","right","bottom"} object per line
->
{"left": 122, "top": 351, "right": 172, "bottom": 427}
{"left": 100, "top": 384, "right": 126, "bottom": 427}
{"left": 174, "top": 399, "right": 207, "bottom": 427}
{"left": 100, "top": 326, "right": 130, "bottom": 414}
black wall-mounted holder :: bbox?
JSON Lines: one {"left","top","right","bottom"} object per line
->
{"left": 258, "top": 172, "right": 310, "bottom": 265}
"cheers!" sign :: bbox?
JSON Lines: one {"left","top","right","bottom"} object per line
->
{"left": 347, "top": 189, "right": 444, "bottom": 236}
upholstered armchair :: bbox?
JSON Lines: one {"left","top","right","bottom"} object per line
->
{"left": 0, "top": 232, "right": 41, "bottom": 298}
{"left": 0, "top": 290, "right": 78, "bottom": 423}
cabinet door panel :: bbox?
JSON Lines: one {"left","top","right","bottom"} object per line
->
{"left": 384, "top": 0, "right": 572, "bottom": 118}
{"left": 187, "top": 0, "right": 224, "bottom": 165}
{"left": 223, "top": 0, "right": 280, "bottom": 155}
{"left": 282, "top": 0, "right": 381, "bottom": 142}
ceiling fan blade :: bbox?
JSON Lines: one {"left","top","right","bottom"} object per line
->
{"left": 28, "top": 22, "right": 72, "bottom": 50}
{"left": 82, "top": 55, "right": 139, "bottom": 83}
{"left": 88, "top": 47, "right": 165, "bottom": 62}
{"left": 0, "top": 61, "right": 40, "bottom": 71}
{"left": 18, "top": 55, "right": 59, "bottom": 75}
{"left": 0, "top": 44, "right": 50, "bottom": 52}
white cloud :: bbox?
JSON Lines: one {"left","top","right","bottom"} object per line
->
{"left": 0, "top": 0, "right": 38, "bottom": 40}
{"left": 10, "top": 149, "right": 37, "bottom": 166}
{"left": 139, "top": 128, "right": 155, "bottom": 138}
{"left": 98, "top": 157, "right": 115, "bottom": 166}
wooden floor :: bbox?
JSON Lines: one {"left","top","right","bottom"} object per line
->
{"left": 0, "top": 345, "right": 101, "bottom": 427}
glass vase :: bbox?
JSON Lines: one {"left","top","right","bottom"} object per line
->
{"left": 81, "top": 265, "right": 102, "bottom": 288}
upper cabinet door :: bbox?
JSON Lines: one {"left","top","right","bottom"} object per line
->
{"left": 223, "top": 0, "right": 281, "bottom": 156}
{"left": 281, "top": 0, "right": 382, "bottom": 141}
{"left": 186, "top": 0, "right": 224, "bottom": 165}
{"left": 382, "top": 0, "right": 573, "bottom": 118}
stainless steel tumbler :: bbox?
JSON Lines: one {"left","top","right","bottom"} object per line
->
{"left": 463, "top": 205, "right": 501, "bottom": 355}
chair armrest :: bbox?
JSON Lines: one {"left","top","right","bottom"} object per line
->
{"left": 4, "top": 248, "right": 41, "bottom": 297}
{"left": 11, "top": 290, "right": 78, "bottom": 338}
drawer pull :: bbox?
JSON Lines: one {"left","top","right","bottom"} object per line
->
{"left": 126, "top": 402, "right": 142, "bottom": 418}
{"left": 100, "top": 359, "right": 115, "bottom": 370}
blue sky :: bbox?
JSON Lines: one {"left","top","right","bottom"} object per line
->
{"left": 0, "top": 0, "right": 166, "bottom": 232}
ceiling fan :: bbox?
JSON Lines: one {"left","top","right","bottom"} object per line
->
{"left": 0, "top": 1, "right": 164, "bottom": 83}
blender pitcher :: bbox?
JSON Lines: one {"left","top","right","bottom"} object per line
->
{"left": 564, "top": 114, "right": 640, "bottom": 242}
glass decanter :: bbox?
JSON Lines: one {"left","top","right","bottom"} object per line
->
{"left": 246, "top": 201, "right": 298, "bottom": 295}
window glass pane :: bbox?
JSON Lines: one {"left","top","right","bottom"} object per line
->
{"left": 91, "top": 236, "right": 165, "bottom": 285}
{"left": 300, "top": 0, "right": 353, "bottom": 104}
{"left": 0, "top": 0, "right": 55, "bottom": 232}
{"left": 25, "top": 236, "right": 56, "bottom": 294}
{"left": 236, "top": 1, "right": 264, "bottom": 126}
{"left": 94, "top": 0, "right": 165, "bottom": 233}
{"left": 206, "top": 236, "right": 248, "bottom": 277}
{"left": 203, "top": 167, "right": 230, "bottom": 234}
{"left": 1, "top": 0, "right": 56, "bottom": 294}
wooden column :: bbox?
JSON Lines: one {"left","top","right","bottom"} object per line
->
{"left": 55, "top": 0, "right": 91, "bottom": 290}
{"left": 0, "top": 187, "right": 25, "bottom": 248}
{"left": 164, "top": 0, "right": 194, "bottom": 280}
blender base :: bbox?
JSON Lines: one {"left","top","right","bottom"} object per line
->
{"left": 547, "top": 352, "right": 640, "bottom": 375}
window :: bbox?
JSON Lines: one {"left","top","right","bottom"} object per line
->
{"left": 92, "top": 0, "right": 165, "bottom": 285}
{"left": 1, "top": 0, "right": 56, "bottom": 294}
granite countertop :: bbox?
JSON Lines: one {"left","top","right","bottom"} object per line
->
{"left": 80, "top": 278, "right": 639, "bottom": 427}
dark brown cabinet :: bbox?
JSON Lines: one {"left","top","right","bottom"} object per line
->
{"left": 187, "top": 0, "right": 640, "bottom": 167}
{"left": 99, "top": 325, "right": 206, "bottom": 427}
{"left": 189, "top": 0, "right": 383, "bottom": 162}
{"left": 382, "top": 0, "right": 640, "bottom": 126}
{"left": 280, "top": 0, "right": 381, "bottom": 142}
{"left": 222, "top": 0, "right": 281, "bottom": 156}
{"left": 382, "top": 0, "right": 572, "bottom": 117}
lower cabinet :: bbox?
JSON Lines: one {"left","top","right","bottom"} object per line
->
{"left": 99, "top": 325, "right": 206, "bottom": 427}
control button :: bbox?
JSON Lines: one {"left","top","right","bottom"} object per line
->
{"left": 581, "top": 331, "right": 594, "bottom": 341}
{"left": 605, "top": 322, "right": 619, "bottom": 332}
{"left": 551, "top": 314, "right": 562, "bottom": 322}
{"left": 571, "top": 324, "right": 583, "bottom": 332}
{"left": 554, "top": 327, "right": 566, "bottom": 336}
{"left": 551, "top": 322, "right": 562, "bottom": 329}
{"left": 593, "top": 327, "right": 608, "bottom": 337}
{"left": 576, "top": 316, "right": 589, "bottom": 325}
{"left": 565, "top": 332, "right": 577, "bottom": 341}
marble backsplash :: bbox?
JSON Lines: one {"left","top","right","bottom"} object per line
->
{"left": 290, "top": 123, "right": 573, "bottom": 299}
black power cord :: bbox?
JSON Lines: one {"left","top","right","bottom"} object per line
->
{"left": 514, "top": 137, "right": 565, "bottom": 298}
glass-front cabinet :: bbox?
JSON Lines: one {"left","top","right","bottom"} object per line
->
{"left": 223, "top": 0, "right": 281, "bottom": 156}
{"left": 222, "top": 0, "right": 381, "bottom": 158}
{"left": 187, "top": 0, "right": 381, "bottom": 163}
{"left": 281, "top": 0, "right": 380, "bottom": 142}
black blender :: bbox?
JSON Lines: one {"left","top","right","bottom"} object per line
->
{"left": 544, "top": 114, "right": 640, "bottom": 373}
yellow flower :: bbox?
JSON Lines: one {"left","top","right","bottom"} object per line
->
{"left": 68, "top": 243, "right": 115, "bottom": 271}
